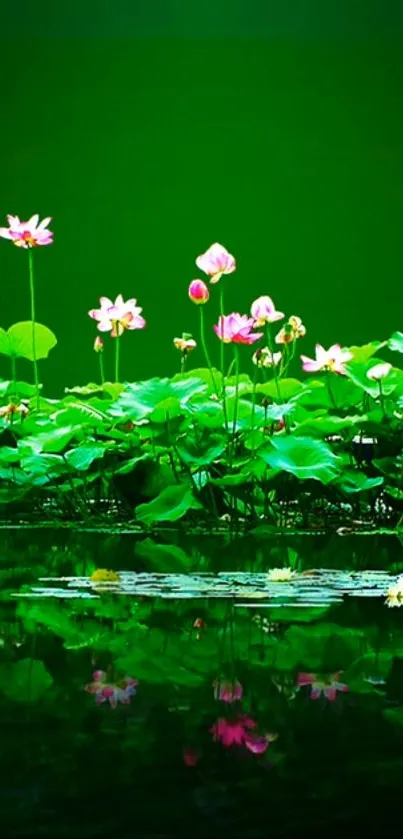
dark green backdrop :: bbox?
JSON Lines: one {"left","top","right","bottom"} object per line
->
{"left": 1, "top": 2, "right": 402, "bottom": 394}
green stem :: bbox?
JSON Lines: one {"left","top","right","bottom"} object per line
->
{"left": 27, "top": 248, "right": 40, "bottom": 409}
{"left": 250, "top": 365, "right": 258, "bottom": 456}
{"left": 230, "top": 345, "right": 240, "bottom": 465}
{"left": 278, "top": 344, "right": 287, "bottom": 378}
{"left": 199, "top": 307, "right": 218, "bottom": 395}
{"left": 379, "top": 380, "right": 386, "bottom": 419}
{"left": 99, "top": 353, "right": 105, "bottom": 385}
{"left": 325, "top": 370, "right": 337, "bottom": 409}
{"left": 226, "top": 359, "right": 235, "bottom": 379}
{"left": 114, "top": 335, "right": 120, "bottom": 383}
{"left": 181, "top": 353, "right": 186, "bottom": 374}
{"left": 218, "top": 288, "right": 229, "bottom": 433}
{"left": 10, "top": 355, "right": 17, "bottom": 402}
{"left": 219, "top": 285, "right": 225, "bottom": 380}
{"left": 265, "top": 324, "right": 281, "bottom": 400}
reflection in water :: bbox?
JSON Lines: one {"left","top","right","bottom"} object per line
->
{"left": 297, "top": 671, "right": 349, "bottom": 701}
{"left": 0, "top": 530, "right": 403, "bottom": 834}
{"left": 85, "top": 670, "right": 138, "bottom": 708}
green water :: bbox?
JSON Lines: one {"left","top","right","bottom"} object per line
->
{"left": 1, "top": 528, "right": 403, "bottom": 836}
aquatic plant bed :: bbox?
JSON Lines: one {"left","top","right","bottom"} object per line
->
{"left": 2, "top": 229, "right": 403, "bottom": 532}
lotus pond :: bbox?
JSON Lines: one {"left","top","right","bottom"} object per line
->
{"left": 1, "top": 526, "right": 403, "bottom": 837}
{"left": 2, "top": 224, "right": 403, "bottom": 834}
{"left": 1, "top": 227, "right": 403, "bottom": 533}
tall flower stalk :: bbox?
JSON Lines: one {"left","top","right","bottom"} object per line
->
{"left": 93, "top": 337, "right": 105, "bottom": 384}
{"left": 214, "top": 312, "right": 263, "bottom": 446}
{"left": 265, "top": 324, "right": 281, "bottom": 400}
{"left": 0, "top": 214, "right": 54, "bottom": 409}
{"left": 173, "top": 334, "right": 196, "bottom": 375}
{"left": 89, "top": 294, "right": 146, "bottom": 385}
{"left": 27, "top": 248, "right": 40, "bottom": 406}
{"left": 188, "top": 279, "right": 218, "bottom": 394}
{"left": 199, "top": 307, "right": 218, "bottom": 394}
{"left": 194, "top": 243, "right": 236, "bottom": 405}
{"left": 219, "top": 286, "right": 226, "bottom": 388}
{"left": 114, "top": 332, "right": 121, "bottom": 383}
{"left": 231, "top": 345, "right": 240, "bottom": 464}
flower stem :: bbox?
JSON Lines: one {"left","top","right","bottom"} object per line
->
{"left": 325, "top": 370, "right": 337, "bottom": 409}
{"left": 230, "top": 345, "right": 240, "bottom": 464}
{"left": 114, "top": 336, "right": 121, "bottom": 383}
{"left": 250, "top": 365, "right": 258, "bottom": 456}
{"left": 10, "top": 354, "right": 17, "bottom": 402}
{"left": 379, "top": 380, "right": 386, "bottom": 418}
{"left": 181, "top": 353, "right": 186, "bottom": 374}
{"left": 265, "top": 324, "right": 281, "bottom": 400}
{"left": 199, "top": 307, "right": 218, "bottom": 395}
{"left": 218, "top": 287, "right": 229, "bottom": 433}
{"left": 27, "top": 248, "right": 40, "bottom": 409}
{"left": 99, "top": 353, "right": 105, "bottom": 385}
{"left": 226, "top": 359, "right": 235, "bottom": 379}
{"left": 219, "top": 285, "right": 225, "bottom": 378}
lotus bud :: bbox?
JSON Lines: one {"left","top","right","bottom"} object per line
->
{"left": 366, "top": 362, "right": 392, "bottom": 381}
{"left": 188, "top": 279, "right": 209, "bottom": 304}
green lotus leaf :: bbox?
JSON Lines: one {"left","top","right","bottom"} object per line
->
{"left": 112, "top": 376, "right": 207, "bottom": 422}
{"left": 0, "top": 322, "right": 57, "bottom": 360}
{"left": 135, "top": 481, "right": 202, "bottom": 525}
{"left": 258, "top": 435, "right": 342, "bottom": 483}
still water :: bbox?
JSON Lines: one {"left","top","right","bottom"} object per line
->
{"left": 1, "top": 527, "right": 403, "bottom": 837}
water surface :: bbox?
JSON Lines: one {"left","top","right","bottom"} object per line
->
{"left": 1, "top": 528, "right": 403, "bottom": 837}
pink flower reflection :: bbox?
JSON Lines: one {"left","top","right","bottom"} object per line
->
{"left": 213, "top": 678, "right": 243, "bottom": 703}
{"left": 210, "top": 715, "right": 256, "bottom": 747}
{"left": 85, "top": 671, "right": 138, "bottom": 709}
{"left": 210, "top": 715, "right": 277, "bottom": 756}
{"left": 244, "top": 732, "right": 278, "bottom": 754}
{"left": 298, "top": 671, "right": 348, "bottom": 701}
{"left": 183, "top": 748, "right": 200, "bottom": 767}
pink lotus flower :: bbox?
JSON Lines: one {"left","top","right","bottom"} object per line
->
{"left": 85, "top": 670, "right": 138, "bottom": 709}
{"left": 276, "top": 315, "right": 306, "bottom": 345}
{"left": 213, "top": 679, "right": 243, "bottom": 703}
{"left": 89, "top": 294, "right": 146, "bottom": 338}
{"left": 93, "top": 336, "right": 104, "bottom": 353}
{"left": 196, "top": 242, "right": 236, "bottom": 284}
{"left": 297, "top": 671, "right": 348, "bottom": 701}
{"left": 300, "top": 344, "right": 352, "bottom": 375}
{"left": 188, "top": 279, "right": 210, "bottom": 304}
{"left": 210, "top": 715, "right": 256, "bottom": 747}
{"left": 251, "top": 296, "right": 284, "bottom": 326}
{"left": 214, "top": 313, "right": 263, "bottom": 345}
{"left": 0, "top": 214, "right": 53, "bottom": 248}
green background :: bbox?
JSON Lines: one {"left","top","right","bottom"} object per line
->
{"left": 1, "top": 1, "right": 402, "bottom": 394}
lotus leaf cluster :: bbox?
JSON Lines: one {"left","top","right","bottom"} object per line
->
{"left": 1, "top": 220, "right": 403, "bottom": 530}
